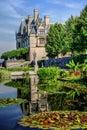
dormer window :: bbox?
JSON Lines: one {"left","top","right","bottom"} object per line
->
{"left": 38, "top": 29, "right": 45, "bottom": 34}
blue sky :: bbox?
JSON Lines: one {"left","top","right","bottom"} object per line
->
{"left": 0, "top": 0, "right": 87, "bottom": 56}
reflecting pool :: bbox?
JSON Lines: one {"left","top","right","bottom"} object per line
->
{"left": 0, "top": 85, "right": 41, "bottom": 130}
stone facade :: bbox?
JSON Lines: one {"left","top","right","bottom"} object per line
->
{"left": 16, "top": 9, "right": 50, "bottom": 62}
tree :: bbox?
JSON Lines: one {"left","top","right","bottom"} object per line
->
{"left": 77, "top": 5, "right": 87, "bottom": 52}
{"left": 65, "top": 16, "right": 79, "bottom": 55}
{"left": 68, "top": 5, "right": 87, "bottom": 54}
{"left": 45, "top": 23, "right": 70, "bottom": 58}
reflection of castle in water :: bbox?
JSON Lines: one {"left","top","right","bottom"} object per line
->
{"left": 20, "top": 75, "right": 49, "bottom": 115}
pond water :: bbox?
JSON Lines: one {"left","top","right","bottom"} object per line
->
{"left": 0, "top": 74, "right": 87, "bottom": 130}
{"left": 0, "top": 85, "right": 41, "bottom": 130}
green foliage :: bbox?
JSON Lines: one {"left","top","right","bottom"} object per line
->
{"left": 5, "top": 78, "right": 30, "bottom": 99}
{"left": 73, "top": 54, "right": 87, "bottom": 64}
{"left": 59, "top": 69, "right": 69, "bottom": 78}
{"left": 46, "top": 79, "right": 87, "bottom": 111}
{"left": 66, "top": 59, "right": 87, "bottom": 83}
{"left": 48, "top": 93, "right": 66, "bottom": 110}
{"left": 1, "top": 48, "right": 29, "bottom": 60}
{"left": 37, "top": 67, "right": 60, "bottom": 81}
{"left": 37, "top": 61, "right": 87, "bottom": 111}
{"left": 66, "top": 60, "right": 76, "bottom": 71}
{"left": 46, "top": 5, "right": 87, "bottom": 58}
{"left": 67, "top": 90, "right": 77, "bottom": 101}
{"left": 0, "top": 67, "right": 34, "bottom": 72}
{"left": 65, "top": 5, "right": 87, "bottom": 55}
{"left": 65, "top": 16, "right": 79, "bottom": 54}
{"left": 80, "top": 60, "right": 87, "bottom": 82}
{"left": 0, "top": 98, "right": 28, "bottom": 108}
{"left": 45, "top": 23, "right": 70, "bottom": 58}
{"left": 0, "top": 70, "right": 11, "bottom": 81}
{"left": 38, "top": 80, "right": 64, "bottom": 93}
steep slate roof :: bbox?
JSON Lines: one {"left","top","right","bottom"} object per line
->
{"left": 30, "top": 26, "right": 37, "bottom": 34}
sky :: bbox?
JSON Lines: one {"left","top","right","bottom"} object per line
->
{"left": 0, "top": 0, "right": 87, "bottom": 56}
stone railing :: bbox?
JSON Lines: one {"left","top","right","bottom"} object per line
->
{"left": 4, "top": 60, "right": 30, "bottom": 68}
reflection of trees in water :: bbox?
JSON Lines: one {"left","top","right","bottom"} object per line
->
{"left": 5, "top": 78, "right": 30, "bottom": 100}
{"left": 48, "top": 92, "right": 87, "bottom": 111}
{"left": 17, "top": 87, "right": 30, "bottom": 99}
{"left": 38, "top": 79, "right": 87, "bottom": 111}
{"left": 48, "top": 93, "right": 67, "bottom": 111}
{"left": 5, "top": 77, "right": 87, "bottom": 113}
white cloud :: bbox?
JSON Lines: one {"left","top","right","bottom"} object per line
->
{"left": 3, "top": 4, "right": 21, "bottom": 19}
{"left": 8, "top": 0, "right": 34, "bottom": 15}
{"left": 46, "top": 0, "right": 83, "bottom": 9}
{"left": 0, "top": 1, "right": 21, "bottom": 19}
{"left": 64, "top": 3, "right": 82, "bottom": 9}
{"left": 9, "top": 0, "right": 25, "bottom": 8}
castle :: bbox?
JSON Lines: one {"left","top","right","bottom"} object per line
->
{"left": 16, "top": 9, "right": 50, "bottom": 62}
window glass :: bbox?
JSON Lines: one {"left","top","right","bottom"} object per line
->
{"left": 39, "top": 38, "right": 45, "bottom": 44}
{"left": 38, "top": 29, "right": 45, "bottom": 34}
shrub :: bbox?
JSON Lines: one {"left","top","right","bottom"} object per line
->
{"left": 73, "top": 54, "right": 87, "bottom": 64}
{"left": 0, "top": 70, "right": 11, "bottom": 81}
{"left": 1, "top": 48, "right": 29, "bottom": 60}
{"left": 81, "top": 60, "right": 87, "bottom": 83}
{"left": 37, "top": 67, "right": 60, "bottom": 81}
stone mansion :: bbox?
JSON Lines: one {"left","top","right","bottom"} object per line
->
{"left": 16, "top": 9, "right": 50, "bottom": 62}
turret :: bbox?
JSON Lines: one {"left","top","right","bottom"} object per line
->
{"left": 44, "top": 16, "right": 50, "bottom": 26}
{"left": 34, "top": 9, "right": 38, "bottom": 21}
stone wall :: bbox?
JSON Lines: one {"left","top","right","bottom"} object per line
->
{"left": 30, "top": 47, "right": 47, "bottom": 61}
{"left": 5, "top": 60, "right": 25, "bottom": 68}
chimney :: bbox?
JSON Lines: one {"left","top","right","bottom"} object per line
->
{"left": 44, "top": 16, "right": 50, "bottom": 26}
{"left": 28, "top": 15, "right": 33, "bottom": 34}
{"left": 34, "top": 9, "right": 38, "bottom": 21}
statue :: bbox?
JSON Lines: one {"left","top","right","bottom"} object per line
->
{"left": 33, "top": 51, "right": 38, "bottom": 72}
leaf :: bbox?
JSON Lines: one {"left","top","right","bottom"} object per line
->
{"left": 0, "top": 98, "right": 28, "bottom": 107}
{"left": 18, "top": 111, "right": 87, "bottom": 129}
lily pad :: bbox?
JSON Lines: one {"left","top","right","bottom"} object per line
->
{"left": 18, "top": 111, "right": 87, "bottom": 130}
{"left": 0, "top": 98, "right": 27, "bottom": 107}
